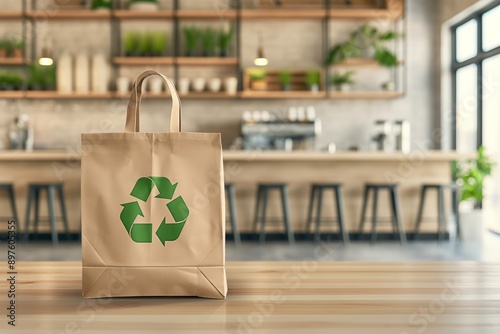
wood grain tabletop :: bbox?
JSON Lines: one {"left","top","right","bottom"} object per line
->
{"left": 1, "top": 261, "right": 499, "bottom": 333}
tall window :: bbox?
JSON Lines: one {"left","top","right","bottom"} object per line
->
{"left": 451, "top": 1, "right": 500, "bottom": 151}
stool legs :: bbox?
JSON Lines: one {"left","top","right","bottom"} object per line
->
{"left": 370, "top": 188, "right": 379, "bottom": 243}
{"left": 226, "top": 185, "right": 241, "bottom": 246}
{"left": 24, "top": 186, "right": 35, "bottom": 241}
{"left": 358, "top": 186, "right": 370, "bottom": 235}
{"left": 437, "top": 187, "right": 446, "bottom": 242}
{"left": 6, "top": 186, "right": 19, "bottom": 231}
{"left": 33, "top": 188, "right": 40, "bottom": 235}
{"left": 390, "top": 187, "right": 407, "bottom": 244}
{"left": 414, "top": 186, "right": 427, "bottom": 240}
{"left": 47, "top": 186, "right": 59, "bottom": 246}
{"left": 252, "top": 187, "right": 262, "bottom": 234}
{"left": 57, "top": 185, "right": 70, "bottom": 240}
{"left": 258, "top": 188, "right": 269, "bottom": 243}
{"left": 452, "top": 187, "right": 461, "bottom": 240}
{"left": 314, "top": 187, "right": 323, "bottom": 243}
{"left": 306, "top": 186, "right": 317, "bottom": 233}
{"left": 334, "top": 187, "right": 350, "bottom": 245}
{"left": 280, "top": 186, "right": 294, "bottom": 245}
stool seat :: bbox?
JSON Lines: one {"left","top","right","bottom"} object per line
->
{"left": 306, "top": 183, "right": 349, "bottom": 244}
{"left": 253, "top": 183, "right": 294, "bottom": 244}
{"left": 24, "top": 183, "right": 70, "bottom": 245}
{"left": 224, "top": 183, "right": 241, "bottom": 246}
{"left": 359, "top": 183, "right": 407, "bottom": 244}
{"left": 414, "top": 183, "right": 461, "bottom": 241}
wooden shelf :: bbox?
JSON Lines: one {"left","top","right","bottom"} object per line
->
{"left": 114, "top": 93, "right": 171, "bottom": 99}
{"left": 113, "top": 10, "right": 173, "bottom": 19}
{"left": 0, "top": 91, "right": 23, "bottom": 98}
{"left": 0, "top": 12, "right": 23, "bottom": 19}
{"left": 0, "top": 58, "right": 29, "bottom": 65}
{"left": 176, "top": 57, "right": 238, "bottom": 66}
{"left": 176, "top": 9, "right": 237, "bottom": 20}
{"left": 24, "top": 91, "right": 114, "bottom": 99}
{"left": 241, "top": 9, "right": 326, "bottom": 19}
{"left": 180, "top": 92, "right": 237, "bottom": 99}
{"left": 26, "top": 10, "right": 111, "bottom": 20}
{"left": 332, "top": 58, "right": 403, "bottom": 67}
{"left": 240, "top": 90, "right": 327, "bottom": 99}
{"left": 330, "top": 91, "right": 403, "bottom": 99}
{"left": 113, "top": 57, "right": 174, "bottom": 66}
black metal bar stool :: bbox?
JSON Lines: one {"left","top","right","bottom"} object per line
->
{"left": 414, "top": 183, "right": 461, "bottom": 241}
{"left": 24, "top": 183, "right": 70, "bottom": 245}
{"left": 225, "top": 183, "right": 241, "bottom": 246}
{"left": 0, "top": 183, "right": 19, "bottom": 232}
{"left": 253, "top": 183, "right": 295, "bottom": 244}
{"left": 358, "top": 183, "right": 407, "bottom": 244}
{"left": 306, "top": 184, "right": 349, "bottom": 244}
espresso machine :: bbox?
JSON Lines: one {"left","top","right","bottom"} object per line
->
{"left": 241, "top": 109, "right": 321, "bottom": 151}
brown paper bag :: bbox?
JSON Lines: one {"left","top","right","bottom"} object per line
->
{"left": 81, "top": 70, "right": 227, "bottom": 299}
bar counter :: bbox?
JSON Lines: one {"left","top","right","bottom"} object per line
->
{"left": 0, "top": 150, "right": 470, "bottom": 235}
{"left": 2, "top": 261, "right": 499, "bottom": 333}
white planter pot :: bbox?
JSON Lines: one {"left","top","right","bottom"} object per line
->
{"left": 192, "top": 78, "right": 206, "bottom": 92}
{"left": 208, "top": 78, "right": 222, "bottom": 92}
{"left": 129, "top": 2, "right": 159, "bottom": 11}
{"left": 460, "top": 209, "right": 484, "bottom": 241}
{"left": 148, "top": 77, "right": 164, "bottom": 95}
{"left": 224, "top": 77, "right": 238, "bottom": 95}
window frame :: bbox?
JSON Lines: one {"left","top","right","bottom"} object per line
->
{"left": 451, "top": 0, "right": 500, "bottom": 150}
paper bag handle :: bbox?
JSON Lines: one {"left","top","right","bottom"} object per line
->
{"left": 125, "top": 70, "right": 181, "bottom": 133}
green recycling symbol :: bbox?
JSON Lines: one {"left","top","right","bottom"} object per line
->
{"left": 119, "top": 176, "right": 189, "bottom": 246}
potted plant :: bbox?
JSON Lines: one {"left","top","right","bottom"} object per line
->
{"left": 151, "top": 32, "right": 167, "bottom": 57}
{"left": 6, "top": 72, "right": 24, "bottom": 90}
{"left": 123, "top": 32, "right": 140, "bottom": 57}
{"left": 91, "top": 0, "right": 112, "bottom": 10}
{"left": 9, "top": 39, "right": 24, "bottom": 58}
{"left": 201, "top": 27, "right": 217, "bottom": 57}
{"left": 305, "top": 69, "right": 320, "bottom": 93}
{"left": 128, "top": 0, "right": 159, "bottom": 11}
{"left": 330, "top": 70, "right": 355, "bottom": 91}
{"left": 278, "top": 69, "right": 292, "bottom": 91}
{"left": 138, "top": 32, "right": 153, "bottom": 57}
{"left": 0, "top": 40, "right": 7, "bottom": 58}
{"left": 182, "top": 26, "right": 199, "bottom": 57}
{"left": 249, "top": 69, "right": 267, "bottom": 91}
{"left": 452, "top": 146, "right": 495, "bottom": 241}
{"left": 218, "top": 26, "right": 234, "bottom": 57}
{"left": 325, "top": 24, "right": 402, "bottom": 67}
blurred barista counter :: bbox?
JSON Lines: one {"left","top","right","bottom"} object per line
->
{"left": 0, "top": 150, "right": 469, "bottom": 235}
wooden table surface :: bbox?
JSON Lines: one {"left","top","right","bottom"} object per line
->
{"left": 1, "top": 261, "right": 499, "bottom": 333}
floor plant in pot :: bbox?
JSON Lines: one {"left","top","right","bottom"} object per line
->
{"left": 331, "top": 70, "right": 355, "bottom": 91}
{"left": 452, "top": 146, "right": 495, "bottom": 241}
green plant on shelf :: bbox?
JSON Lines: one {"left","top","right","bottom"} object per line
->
{"left": 331, "top": 70, "right": 355, "bottom": 91}
{"left": 4, "top": 38, "right": 24, "bottom": 58}
{"left": 218, "top": 26, "right": 234, "bottom": 57}
{"left": 27, "top": 63, "right": 55, "bottom": 91}
{"left": 182, "top": 26, "right": 200, "bottom": 57}
{"left": 151, "top": 32, "right": 168, "bottom": 57}
{"left": 249, "top": 69, "right": 266, "bottom": 81}
{"left": 0, "top": 71, "right": 24, "bottom": 90}
{"left": 452, "top": 146, "right": 495, "bottom": 208}
{"left": 91, "top": 0, "right": 112, "bottom": 10}
{"left": 0, "top": 40, "right": 8, "bottom": 58}
{"left": 325, "top": 24, "right": 403, "bottom": 67}
{"left": 138, "top": 33, "right": 153, "bottom": 57}
{"left": 305, "top": 69, "right": 320, "bottom": 91}
{"left": 201, "top": 27, "right": 217, "bottom": 57}
{"left": 124, "top": 31, "right": 140, "bottom": 56}
{"left": 129, "top": 0, "right": 158, "bottom": 3}
{"left": 278, "top": 69, "right": 292, "bottom": 91}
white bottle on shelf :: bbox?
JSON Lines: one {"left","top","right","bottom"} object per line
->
{"left": 57, "top": 52, "right": 73, "bottom": 94}
{"left": 91, "top": 53, "right": 109, "bottom": 93}
{"left": 74, "top": 53, "right": 90, "bottom": 94}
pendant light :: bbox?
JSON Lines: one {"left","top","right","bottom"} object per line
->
{"left": 38, "top": 37, "right": 53, "bottom": 66}
{"left": 254, "top": 32, "right": 268, "bottom": 67}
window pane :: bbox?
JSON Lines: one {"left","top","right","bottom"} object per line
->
{"left": 482, "top": 55, "right": 500, "bottom": 210}
{"left": 456, "top": 19, "right": 478, "bottom": 62}
{"left": 483, "top": 5, "right": 500, "bottom": 51}
{"left": 456, "top": 64, "right": 477, "bottom": 152}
